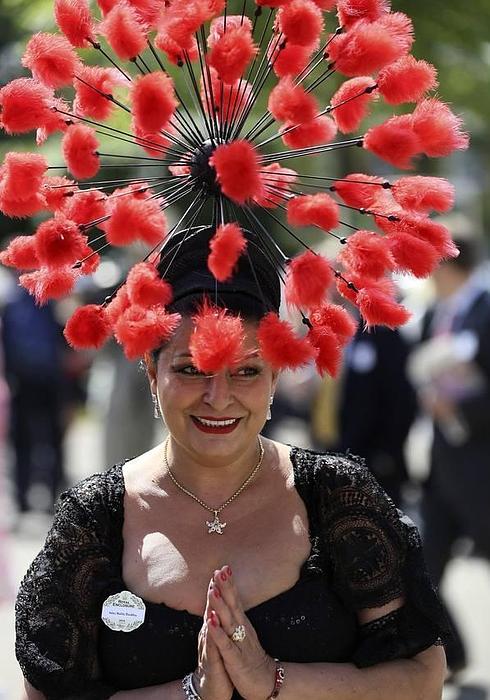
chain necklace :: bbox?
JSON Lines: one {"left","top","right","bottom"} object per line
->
{"left": 163, "top": 436, "right": 265, "bottom": 534}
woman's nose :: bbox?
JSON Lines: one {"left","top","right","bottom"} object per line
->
{"left": 203, "top": 372, "right": 233, "bottom": 410}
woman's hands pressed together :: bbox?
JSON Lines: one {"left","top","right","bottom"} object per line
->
{"left": 194, "top": 577, "right": 234, "bottom": 700}
{"left": 204, "top": 565, "right": 277, "bottom": 700}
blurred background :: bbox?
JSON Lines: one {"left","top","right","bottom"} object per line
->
{"left": 1, "top": 0, "right": 490, "bottom": 697}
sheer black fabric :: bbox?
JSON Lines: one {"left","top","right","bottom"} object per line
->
{"left": 16, "top": 447, "right": 450, "bottom": 699}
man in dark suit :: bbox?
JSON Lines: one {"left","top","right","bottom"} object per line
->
{"left": 417, "top": 238, "right": 490, "bottom": 673}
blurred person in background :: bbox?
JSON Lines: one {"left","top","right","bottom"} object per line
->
{"left": 0, "top": 285, "right": 84, "bottom": 514}
{"left": 312, "top": 320, "right": 417, "bottom": 507}
{"left": 410, "top": 237, "right": 490, "bottom": 674}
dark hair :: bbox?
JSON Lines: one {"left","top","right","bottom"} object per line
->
{"left": 150, "top": 225, "right": 282, "bottom": 364}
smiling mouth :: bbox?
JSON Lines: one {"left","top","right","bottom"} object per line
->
{"left": 191, "top": 416, "right": 242, "bottom": 433}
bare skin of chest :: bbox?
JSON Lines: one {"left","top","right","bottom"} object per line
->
{"left": 122, "top": 463, "right": 311, "bottom": 616}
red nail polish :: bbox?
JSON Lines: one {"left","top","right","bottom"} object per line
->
{"left": 213, "top": 587, "right": 221, "bottom": 599}
{"left": 226, "top": 565, "right": 232, "bottom": 576}
{"left": 211, "top": 611, "right": 218, "bottom": 627}
{"left": 220, "top": 571, "right": 227, "bottom": 581}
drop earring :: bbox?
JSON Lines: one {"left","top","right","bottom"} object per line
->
{"left": 267, "top": 395, "right": 274, "bottom": 421}
{"left": 152, "top": 393, "right": 161, "bottom": 420}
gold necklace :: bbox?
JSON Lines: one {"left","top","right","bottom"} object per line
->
{"left": 163, "top": 436, "right": 265, "bottom": 534}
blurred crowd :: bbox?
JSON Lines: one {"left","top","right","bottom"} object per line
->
{"left": 0, "top": 235, "right": 489, "bottom": 687}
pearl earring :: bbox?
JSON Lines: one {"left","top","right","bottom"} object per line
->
{"left": 267, "top": 395, "right": 274, "bottom": 421}
{"left": 152, "top": 393, "right": 161, "bottom": 420}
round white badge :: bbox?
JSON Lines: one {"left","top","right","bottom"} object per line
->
{"left": 101, "top": 590, "right": 146, "bottom": 632}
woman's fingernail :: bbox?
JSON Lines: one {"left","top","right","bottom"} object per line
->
{"left": 213, "top": 587, "right": 221, "bottom": 599}
{"left": 225, "top": 565, "right": 232, "bottom": 577}
{"left": 220, "top": 571, "right": 227, "bottom": 581}
{"left": 211, "top": 611, "right": 218, "bottom": 627}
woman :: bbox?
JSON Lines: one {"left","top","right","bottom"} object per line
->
{"left": 16, "top": 227, "right": 449, "bottom": 700}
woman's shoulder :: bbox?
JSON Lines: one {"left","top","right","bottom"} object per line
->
{"left": 57, "top": 462, "right": 125, "bottom": 520}
{"left": 289, "top": 444, "right": 374, "bottom": 494}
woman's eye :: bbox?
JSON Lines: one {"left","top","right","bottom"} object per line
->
{"left": 232, "top": 366, "right": 261, "bottom": 378}
{"left": 176, "top": 365, "right": 206, "bottom": 376}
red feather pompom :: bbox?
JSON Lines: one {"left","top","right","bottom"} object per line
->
{"left": 115, "top": 306, "right": 181, "bottom": 360}
{"left": 64, "top": 304, "right": 112, "bottom": 349}
{"left": 364, "top": 115, "right": 420, "bottom": 169}
{"left": 338, "top": 230, "right": 395, "bottom": 278}
{"left": 34, "top": 215, "right": 87, "bottom": 268}
{"left": 63, "top": 190, "right": 107, "bottom": 226}
{"left": 0, "top": 236, "right": 40, "bottom": 270}
{"left": 285, "top": 250, "right": 334, "bottom": 309}
{"left": 190, "top": 302, "right": 245, "bottom": 373}
{"left": 73, "top": 66, "right": 125, "bottom": 120}
{"left": 281, "top": 115, "right": 337, "bottom": 148}
{"left": 106, "top": 285, "right": 130, "bottom": 325}
{"left": 412, "top": 99, "right": 470, "bottom": 158}
{"left": 35, "top": 96, "right": 71, "bottom": 146}
{"left": 377, "top": 13, "right": 414, "bottom": 54}
{"left": 278, "top": 0, "right": 324, "bottom": 47}
{"left": 131, "top": 72, "right": 178, "bottom": 135}
{"left": 333, "top": 173, "right": 384, "bottom": 208}
{"left": 312, "top": 0, "right": 337, "bottom": 8}
{"left": 22, "top": 33, "right": 80, "bottom": 89}
{"left": 159, "top": 0, "right": 209, "bottom": 48}
{"left": 310, "top": 301, "right": 358, "bottom": 342}
{"left": 376, "top": 212, "right": 459, "bottom": 259}
{"left": 287, "top": 193, "right": 340, "bottom": 231}
{"left": 208, "top": 25, "right": 258, "bottom": 84}
{"left": 210, "top": 140, "right": 262, "bottom": 205}
{"left": 128, "top": 0, "right": 163, "bottom": 27}
{"left": 268, "top": 78, "right": 319, "bottom": 124}
{"left": 0, "top": 78, "right": 52, "bottom": 135}
{"left": 377, "top": 55, "right": 438, "bottom": 105}
{"left": 356, "top": 283, "right": 411, "bottom": 328}
{"left": 331, "top": 77, "right": 376, "bottom": 133}
{"left": 391, "top": 176, "right": 455, "bottom": 214}
{"left": 105, "top": 194, "right": 168, "bottom": 246}
{"left": 388, "top": 231, "right": 440, "bottom": 278}
{"left": 126, "top": 261, "right": 173, "bottom": 307}
{"left": 43, "top": 176, "right": 78, "bottom": 212}
{"left": 255, "top": 163, "right": 297, "bottom": 208}
{"left": 337, "top": 0, "right": 391, "bottom": 28}
{"left": 155, "top": 31, "right": 198, "bottom": 65}
{"left": 270, "top": 42, "right": 315, "bottom": 79}
{"left": 54, "top": 0, "right": 95, "bottom": 48}
{"left": 0, "top": 152, "right": 48, "bottom": 205}
{"left": 19, "top": 266, "right": 78, "bottom": 305}
{"left": 79, "top": 245, "right": 100, "bottom": 274}
{"left": 97, "top": 1, "right": 118, "bottom": 18}
{"left": 101, "top": 2, "right": 147, "bottom": 60}
{"left": 208, "top": 223, "right": 247, "bottom": 282}
{"left": 207, "top": 15, "right": 253, "bottom": 48}
{"left": 257, "top": 312, "right": 317, "bottom": 370}
{"left": 328, "top": 17, "right": 410, "bottom": 77}
{"left": 307, "top": 326, "right": 342, "bottom": 377}
{"left": 62, "top": 124, "right": 100, "bottom": 179}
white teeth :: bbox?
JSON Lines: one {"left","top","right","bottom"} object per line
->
{"left": 195, "top": 417, "right": 239, "bottom": 427}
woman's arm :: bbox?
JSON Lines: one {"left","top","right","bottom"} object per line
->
{"left": 271, "top": 645, "right": 446, "bottom": 700}
{"left": 275, "top": 599, "right": 446, "bottom": 700}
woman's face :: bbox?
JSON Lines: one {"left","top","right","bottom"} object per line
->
{"left": 150, "top": 317, "right": 277, "bottom": 466}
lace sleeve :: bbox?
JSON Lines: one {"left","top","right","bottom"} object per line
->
{"left": 15, "top": 471, "right": 122, "bottom": 699}
{"left": 318, "top": 454, "right": 452, "bottom": 668}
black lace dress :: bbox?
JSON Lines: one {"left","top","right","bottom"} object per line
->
{"left": 15, "top": 447, "right": 450, "bottom": 700}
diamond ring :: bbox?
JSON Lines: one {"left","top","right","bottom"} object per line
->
{"left": 231, "top": 624, "right": 246, "bottom": 643}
